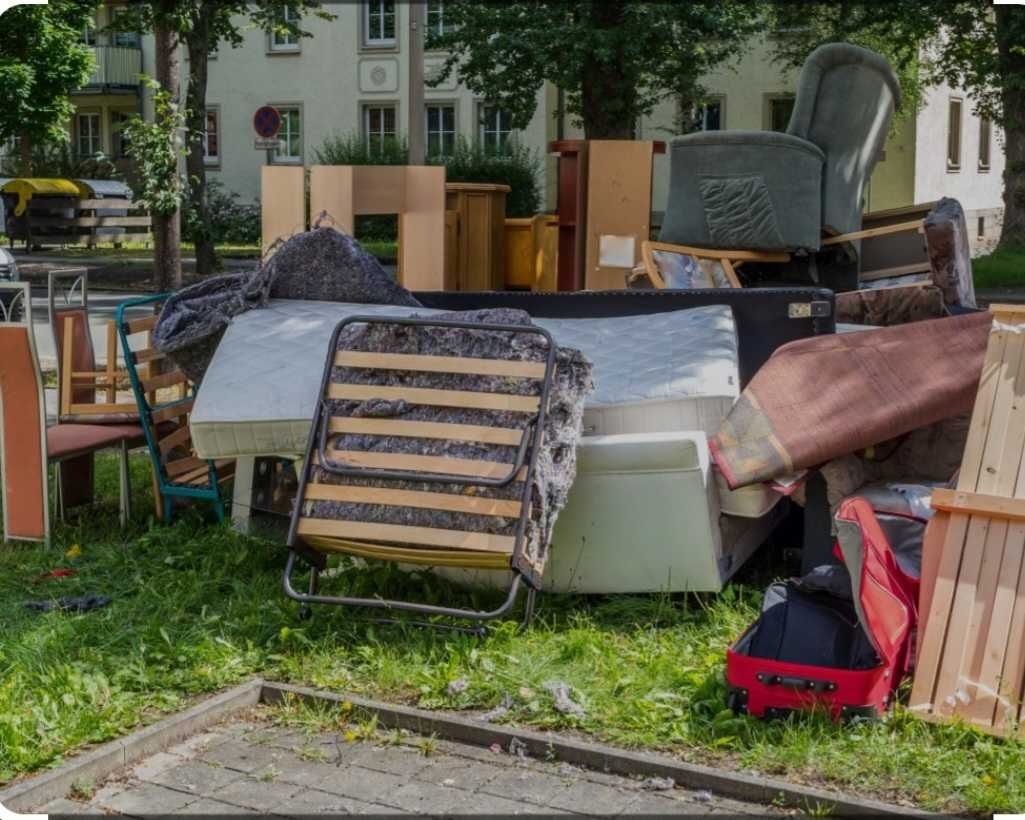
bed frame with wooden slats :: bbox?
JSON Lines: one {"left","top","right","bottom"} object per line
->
{"left": 284, "top": 315, "right": 558, "bottom": 631}
{"left": 115, "top": 294, "right": 235, "bottom": 523}
{"left": 910, "top": 304, "right": 1025, "bottom": 736}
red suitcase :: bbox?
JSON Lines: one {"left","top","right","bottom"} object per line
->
{"left": 726, "top": 494, "right": 923, "bottom": 720}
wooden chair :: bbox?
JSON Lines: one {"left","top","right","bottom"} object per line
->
{"left": 115, "top": 294, "right": 234, "bottom": 523}
{"left": 0, "top": 283, "right": 136, "bottom": 543}
{"left": 284, "top": 315, "right": 558, "bottom": 630}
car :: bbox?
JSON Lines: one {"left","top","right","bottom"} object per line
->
{"left": 0, "top": 245, "right": 23, "bottom": 321}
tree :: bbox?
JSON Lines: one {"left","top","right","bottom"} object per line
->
{"left": 0, "top": 1, "right": 95, "bottom": 175}
{"left": 429, "top": 1, "right": 765, "bottom": 140}
{"left": 112, "top": 2, "right": 328, "bottom": 276}
{"left": 769, "top": 2, "right": 1025, "bottom": 248}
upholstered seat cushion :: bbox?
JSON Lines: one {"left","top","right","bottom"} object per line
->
{"left": 47, "top": 423, "right": 145, "bottom": 460}
{"left": 659, "top": 130, "right": 824, "bottom": 252}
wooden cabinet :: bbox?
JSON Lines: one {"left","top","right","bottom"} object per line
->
{"left": 445, "top": 182, "right": 509, "bottom": 291}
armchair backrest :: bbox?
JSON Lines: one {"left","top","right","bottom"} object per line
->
{"left": 787, "top": 43, "right": 901, "bottom": 238}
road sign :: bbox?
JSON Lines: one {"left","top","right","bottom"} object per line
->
{"left": 254, "top": 137, "right": 283, "bottom": 151}
{"left": 253, "top": 106, "right": 281, "bottom": 139}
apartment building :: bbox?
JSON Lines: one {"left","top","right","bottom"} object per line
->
{"left": 67, "top": 2, "right": 1005, "bottom": 249}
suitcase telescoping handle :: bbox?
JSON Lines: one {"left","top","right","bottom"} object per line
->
{"left": 756, "top": 672, "right": 837, "bottom": 693}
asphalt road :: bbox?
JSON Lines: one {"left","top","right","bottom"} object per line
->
{"left": 30, "top": 288, "right": 150, "bottom": 368}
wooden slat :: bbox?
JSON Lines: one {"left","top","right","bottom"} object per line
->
{"left": 334, "top": 350, "right": 547, "bottom": 379}
{"left": 132, "top": 348, "right": 165, "bottom": 364}
{"left": 327, "top": 383, "right": 539, "bottom": 413}
{"left": 328, "top": 417, "right": 524, "bottom": 446}
{"left": 304, "top": 483, "right": 522, "bottom": 517}
{"left": 932, "top": 489, "right": 1025, "bottom": 524}
{"left": 61, "top": 315, "right": 74, "bottom": 418}
{"left": 77, "top": 198, "right": 134, "bottom": 209}
{"left": 175, "top": 463, "right": 212, "bottom": 485}
{"left": 141, "top": 368, "right": 188, "bottom": 393}
{"left": 323, "top": 449, "right": 526, "bottom": 481}
{"left": 821, "top": 219, "right": 924, "bottom": 246}
{"left": 150, "top": 399, "right": 194, "bottom": 425}
{"left": 125, "top": 315, "right": 158, "bottom": 334}
{"left": 297, "top": 518, "right": 515, "bottom": 554}
{"left": 165, "top": 456, "right": 207, "bottom": 478}
{"left": 68, "top": 401, "right": 137, "bottom": 415}
{"left": 105, "top": 320, "right": 118, "bottom": 404}
{"left": 30, "top": 215, "right": 153, "bottom": 228}
{"left": 301, "top": 534, "right": 510, "bottom": 568}
{"left": 157, "top": 424, "right": 191, "bottom": 455}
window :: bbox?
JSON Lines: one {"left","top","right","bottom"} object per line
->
{"left": 270, "top": 5, "right": 300, "bottom": 51}
{"left": 695, "top": 98, "right": 723, "bottom": 131}
{"left": 111, "top": 111, "right": 133, "bottom": 158}
{"left": 426, "top": 0, "right": 446, "bottom": 39}
{"left": 203, "top": 108, "right": 220, "bottom": 164}
{"left": 426, "top": 104, "right": 455, "bottom": 157}
{"left": 480, "top": 105, "right": 512, "bottom": 152}
{"left": 76, "top": 112, "right": 102, "bottom": 157}
{"left": 364, "top": 0, "right": 396, "bottom": 46}
{"left": 273, "top": 106, "right": 302, "bottom": 163}
{"left": 948, "top": 98, "right": 962, "bottom": 171}
{"left": 979, "top": 115, "right": 991, "bottom": 171}
{"left": 768, "top": 96, "right": 795, "bottom": 132}
{"left": 363, "top": 104, "right": 397, "bottom": 154}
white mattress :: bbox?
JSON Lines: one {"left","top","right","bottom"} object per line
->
{"left": 191, "top": 299, "right": 739, "bottom": 459}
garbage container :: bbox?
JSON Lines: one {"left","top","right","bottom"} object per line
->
{"left": 76, "top": 179, "right": 135, "bottom": 246}
{"left": 444, "top": 182, "right": 510, "bottom": 291}
{"left": 1, "top": 178, "right": 84, "bottom": 249}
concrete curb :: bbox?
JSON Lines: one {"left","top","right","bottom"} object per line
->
{"left": 1, "top": 678, "right": 926, "bottom": 816}
{"left": 0, "top": 679, "right": 262, "bottom": 812}
{"left": 261, "top": 681, "right": 926, "bottom": 817}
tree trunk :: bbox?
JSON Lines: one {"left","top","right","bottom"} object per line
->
{"left": 185, "top": 6, "right": 217, "bottom": 275}
{"left": 579, "top": 0, "right": 636, "bottom": 139}
{"left": 154, "top": 17, "right": 182, "bottom": 291}
{"left": 996, "top": 7, "right": 1025, "bottom": 248}
{"left": 18, "top": 130, "right": 31, "bottom": 176}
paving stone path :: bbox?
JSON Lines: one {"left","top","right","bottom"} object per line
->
{"left": 36, "top": 710, "right": 777, "bottom": 816}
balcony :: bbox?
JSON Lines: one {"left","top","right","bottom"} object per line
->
{"left": 75, "top": 46, "right": 143, "bottom": 94}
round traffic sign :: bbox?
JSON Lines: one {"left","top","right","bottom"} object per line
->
{"left": 253, "top": 106, "right": 281, "bottom": 139}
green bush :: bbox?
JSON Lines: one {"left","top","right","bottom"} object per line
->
{"left": 0, "top": 141, "right": 121, "bottom": 180}
{"left": 435, "top": 136, "right": 541, "bottom": 218}
{"left": 182, "top": 180, "right": 260, "bottom": 246}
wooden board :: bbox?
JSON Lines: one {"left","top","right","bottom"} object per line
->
{"left": 334, "top": 350, "right": 546, "bottom": 378}
{"left": 327, "top": 383, "right": 540, "bottom": 412}
{"left": 400, "top": 165, "right": 446, "bottom": 291}
{"left": 308, "top": 165, "right": 355, "bottom": 234}
{"left": 261, "top": 165, "right": 306, "bottom": 256}
{"left": 584, "top": 140, "right": 657, "bottom": 291}
{"left": 911, "top": 306, "right": 1025, "bottom": 735}
{"left": 296, "top": 518, "right": 515, "bottom": 554}
{"left": 304, "top": 483, "right": 522, "bottom": 517}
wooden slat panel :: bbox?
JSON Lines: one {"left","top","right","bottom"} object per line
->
{"left": 157, "top": 424, "right": 191, "bottom": 455}
{"left": 821, "top": 219, "right": 924, "bottom": 246}
{"left": 335, "top": 350, "right": 547, "bottom": 379}
{"left": 125, "top": 315, "right": 158, "bottom": 334}
{"left": 141, "top": 368, "right": 187, "bottom": 393}
{"left": 932, "top": 489, "right": 1025, "bottom": 524}
{"left": 68, "top": 401, "right": 136, "bottom": 414}
{"left": 150, "top": 399, "right": 194, "bottom": 424}
{"left": 304, "top": 483, "right": 522, "bottom": 517}
{"left": 328, "top": 383, "right": 539, "bottom": 413}
{"left": 328, "top": 417, "right": 524, "bottom": 446}
{"left": 297, "top": 518, "right": 515, "bottom": 554}
{"left": 324, "top": 449, "right": 526, "bottom": 480}
{"left": 165, "top": 456, "right": 206, "bottom": 478}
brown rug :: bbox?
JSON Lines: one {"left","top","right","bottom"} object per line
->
{"left": 710, "top": 311, "right": 992, "bottom": 488}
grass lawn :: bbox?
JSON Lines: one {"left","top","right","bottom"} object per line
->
{"left": 973, "top": 245, "right": 1025, "bottom": 289}
{"left": 2, "top": 457, "right": 1024, "bottom": 815}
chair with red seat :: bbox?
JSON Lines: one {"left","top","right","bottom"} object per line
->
{"left": 0, "top": 282, "right": 134, "bottom": 544}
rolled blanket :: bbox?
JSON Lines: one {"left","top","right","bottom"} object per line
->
{"left": 308, "top": 308, "right": 594, "bottom": 579}
{"left": 154, "top": 227, "right": 421, "bottom": 382}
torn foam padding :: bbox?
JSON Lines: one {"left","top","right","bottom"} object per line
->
{"left": 154, "top": 228, "right": 420, "bottom": 382}
{"left": 308, "top": 308, "right": 594, "bottom": 576}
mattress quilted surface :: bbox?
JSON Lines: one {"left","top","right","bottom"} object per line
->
{"left": 190, "top": 299, "right": 738, "bottom": 458}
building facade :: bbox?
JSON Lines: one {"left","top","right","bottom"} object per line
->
{"left": 68, "top": 2, "right": 1005, "bottom": 251}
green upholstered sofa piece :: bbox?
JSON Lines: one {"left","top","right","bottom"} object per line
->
{"left": 659, "top": 43, "right": 901, "bottom": 254}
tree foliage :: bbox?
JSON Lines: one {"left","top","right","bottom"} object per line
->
{"left": 0, "top": 0, "right": 96, "bottom": 170}
{"left": 121, "top": 78, "right": 187, "bottom": 217}
{"left": 768, "top": 1, "right": 1025, "bottom": 246}
{"left": 430, "top": 0, "right": 765, "bottom": 139}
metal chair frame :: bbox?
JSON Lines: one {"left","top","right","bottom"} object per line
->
{"left": 284, "top": 315, "right": 558, "bottom": 631}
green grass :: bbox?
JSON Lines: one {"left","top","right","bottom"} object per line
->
{"left": 973, "top": 245, "right": 1025, "bottom": 289}
{"left": 2, "top": 457, "right": 1025, "bottom": 814}
{"left": 16, "top": 242, "right": 262, "bottom": 260}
